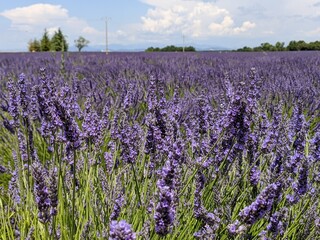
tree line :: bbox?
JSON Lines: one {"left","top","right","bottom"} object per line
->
{"left": 145, "top": 45, "right": 196, "bottom": 52}
{"left": 237, "top": 40, "right": 320, "bottom": 52}
{"left": 28, "top": 29, "right": 89, "bottom": 52}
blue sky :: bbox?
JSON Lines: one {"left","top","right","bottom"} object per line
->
{"left": 1, "top": 0, "right": 320, "bottom": 51}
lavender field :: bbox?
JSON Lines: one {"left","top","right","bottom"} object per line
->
{"left": 0, "top": 51, "right": 319, "bottom": 239}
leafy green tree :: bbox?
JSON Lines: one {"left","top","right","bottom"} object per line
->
{"left": 28, "top": 39, "right": 41, "bottom": 52}
{"left": 74, "top": 36, "right": 90, "bottom": 52}
{"left": 145, "top": 47, "right": 155, "bottom": 52}
{"left": 275, "top": 42, "right": 285, "bottom": 51}
{"left": 50, "top": 28, "right": 68, "bottom": 52}
{"left": 237, "top": 46, "right": 253, "bottom": 52}
{"left": 146, "top": 45, "right": 195, "bottom": 52}
{"left": 260, "top": 42, "right": 275, "bottom": 51}
{"left": 184, "top": 46, "right": 196, "bottom": 52}
{"left": 40, "top": 29, "right": 51, "bottom": 51}
{"left": 309, "top": 41, "right": 320, "bottom": 50}
{"left": 297, "top": 40, "right": 308, "bottom": 50}
{"left": 287, "top": 40, "right": 298, "bottom": 51}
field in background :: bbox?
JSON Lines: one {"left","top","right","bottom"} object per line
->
{"left": 0, "top": 51, "right": 319, "bottom": 239}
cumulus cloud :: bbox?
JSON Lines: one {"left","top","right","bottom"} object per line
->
{"left": 0, "top": 4, "right": 68, "bottom": 31}
{"left": 140, "top": 0, "right": 255, "bottom": 37}
{"left": 0, "top": 4, "right": 103, "bottom": 44}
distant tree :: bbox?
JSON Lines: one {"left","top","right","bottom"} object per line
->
{"left": 146, "top": 45, "right": 195, "bottom": 52}
{"left": 237, "top": 46, "right": 253, "bottom": 52}
{"left": 74, "top": 36, "right": 90, "bottom": 52}
{"left": 145, "top": 47, "right": 155, "bottom": 52}
{"left": 40, "top": 29, "right": 51, "bottom": 51}
{"left": 297, "top": 40, "right": 308, "bottom": 50}
{"left": 309, "top": 41, "right": 320, "bottom": 50}
{"left": 184, "top": 46, "right": 196, "bottom": 52}
{"left": 260, "top": 42, "right": 275, "bottom": 51}
{"left": 275, "top": 41, "right": 285, "bottom": 51}
{"left": 28, "top": 39, "right": 41, "bottom": 52}
{"left": 287, "top": 40, "right": 298, "bottom": 51}
{"left": 50, "top": 28, "right": 68, "bottom": 51}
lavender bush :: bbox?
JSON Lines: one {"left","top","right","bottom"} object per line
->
{"left": 0, "top": 51, "right": 319, "bottom": 239}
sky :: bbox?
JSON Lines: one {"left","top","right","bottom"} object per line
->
{"left": 1, "top": 0, "right": 320, "bottom": 51}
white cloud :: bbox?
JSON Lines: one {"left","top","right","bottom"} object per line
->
{"left": 0, "top": 4, "right": 68, "bottom": 31}
{"left": 0, "top": 4, "right": 104, "bottom": 44}
{"left": 140, "top": 0, "right": 256, "bottom": 38}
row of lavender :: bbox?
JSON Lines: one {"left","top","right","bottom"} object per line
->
{"left": 0, "top": 51, "right": 319, "bottom": 239}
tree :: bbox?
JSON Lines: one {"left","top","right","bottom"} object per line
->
{"left": 287, "top": 41, "right": 298, "bottom": 51}
{"left": 40, "top": 29, "right": 51, "bottom": 51}
{"left": 74, "top": 36, "right": 90, "bottom": 52}
{"left": 260, "top": 42, "right": 275, "bottom": 51}
{"left": 145, "top": 45, "right": 195, "bottom": 52}
{"left": 28, "top": 39, "right": 41, "bottom": 52}
{"left": 275, "top": 42, "right": 285, "bottom": 51}
{"left": 50, "top": 28, "right": 68, "bottom": 51}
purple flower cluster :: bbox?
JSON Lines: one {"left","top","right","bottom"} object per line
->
{"left": 109, "top": 220, "right": 136, "bottom": 240}
{"left": 32, "top": 161, "right": 51, "bottom": 223}
{"left": 119, "top": 124, "right": 142, "bottom": 164}
{"left": 82, "top": 96, "right": 104, "bottom": 147}
{"left": 193, "top": 171, "right": 220, "bottom": 238}
{"left": 266, "top": 209, "right": 287, "bottom": 237}
{"left": 7, "top": 79, "right": 20, "bottom": 128}
{"left": 54, "top": 98, "right": 81, "bottom": 151}
{"left": 154, "top": 162, "right": 176, "bottom": 236}
{"left": 238, "top": 182, "right": 282, "bottom": 225}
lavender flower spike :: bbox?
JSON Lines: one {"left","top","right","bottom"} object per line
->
{"left": 239, "top": 182, "right": 282, "bottom": 225}
{"left": 109, "top": 220, "right": 136, "bottom": 240}
{"left": 32, "top": 161, "right": 51, "bottom": 223}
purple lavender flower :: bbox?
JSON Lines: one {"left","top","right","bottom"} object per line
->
{"left": 215, "top": 76, "right": 252, "bottom": 167}
{"left": 194, "top": 171, "right": 220, "bottom": 236}
{"left": 104, "top": 151, "right": 114, "bottom": 173}
{"left": 295, "top": 160, "right": 309, "bottom": 196}
{"left": 8, "top": 151, "right": 21, "bottom": 205}
{"left": 249, "top": 166, "right": 261, "bottom": 186}
{"left": 9, "top": 170, "right": 21, "bottom": 205}
{"left": 32, "top": 161, "right": 51, "bottom": 223}
{"left": 154, "top": 164, "right": 176, "bottom": 235}
{"left": 194, "top": 224, "right": 217, "bottom": 239}
{"left": 310, "top": 132, "right": 320, "bottom": 162}
{"left": 55, "top": 99, "right": 81, "bottom": 150}
{"left": 82, "top": 96, "right": 104, "bottom": 147}
{"left": 239, "top": 182, "right": 282, "bottom": 225}
{"left": 109, "top": 220, "right": 136, "bottom": 240}
{"left": 266, "top": 209, "right": 287, "bottom": 237}
{"left": 110, "top": 192, "right": 125, "bottom": 221}
{"left": 194, "top": 171, "right": 206, "bottom": 219}
{"left": 119, "top": 124, "right": 142, "bottom": 164}
{"left": 17, "top": 128, "right": 28, "bottom": 166}
{"left": 0, "top": 164, "right": 6, "bottom": 173}
{"left": 7, "top": 79, "right": 20, "bottom": 128}
{"left": 196, "top": 93, "right": 212, "bottom": 135}
{"left": 49, "top": 167, "right": 58, "bottom": 216}
{"left": 154, "top": 185, "right": 175, "bottom": 236}
{"left": 1, "top": 114, "right": 15, "bottom": 134}
{"left": 17, "top": 73, "right": 29, "bottom": 119}
{"left": 145, "top": 122, "right": 156, "bottom": 155}
{"left": 227, "top": 220, "right": 247, "bottom": 235}
{"left": 29, "top": 86, "right": 39, "bottom": 120}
